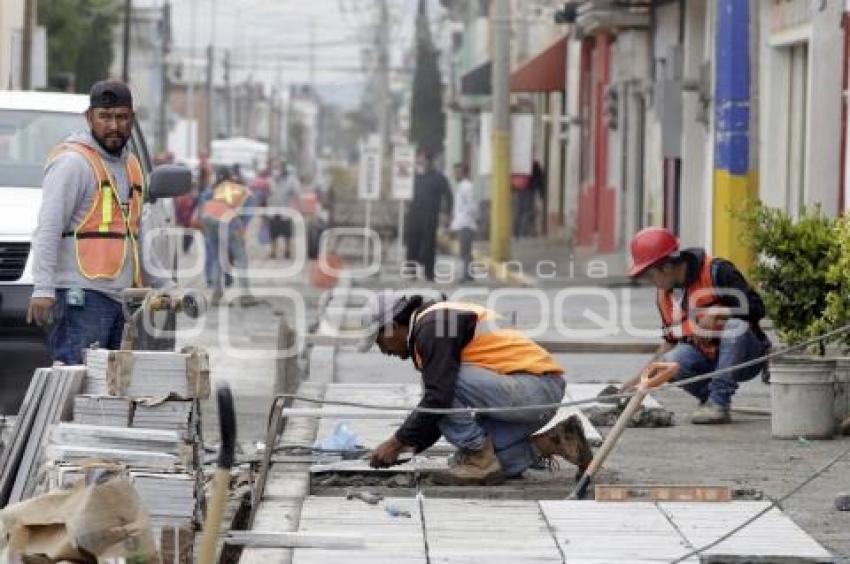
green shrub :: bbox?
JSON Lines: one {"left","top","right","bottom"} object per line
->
{"left": 740, "top": 203, "right": 839, "bottom": 352}
{"left": 817, "top": 217, "right": 850, "bottom": 348}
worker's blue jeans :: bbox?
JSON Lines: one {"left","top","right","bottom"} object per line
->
{"left": 202, "top": 217, "right": 249, "bottom": 293}
{"left": 48, "top": 289, "right": 124, "bottom": 365}
{"left": 662, "top": 318, "right": 767, "bottom": 408}
{"left": 437, "top": 364, "right": 565, "bottom": 477}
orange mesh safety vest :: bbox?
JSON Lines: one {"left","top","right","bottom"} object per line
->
{"left": 50, "top": 141, "right": 144, "bottom": 287}
{"left": 412, "top": 302, "right": 564, "bottom": 376}
{"left": 202, "top": 181, "right": 251, "bottom": 220}
{"left": 657, "top": 253, "right": 721, "bottom": 356}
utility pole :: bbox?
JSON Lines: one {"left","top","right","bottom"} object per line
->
{"left": 186, "top": 0, "right": 196, "bottom": 159}
{"left": 224, "top": 49, "right": 233, "bottom": 137}
{"left": 272, "top": 49, "right": 284, "bottom": 161}
{"left": 21, "top": 0, "right": 35, "bottom": 89}
{"left": 309, "top": 19, "right": 316, "bottom": 87}
{"left": 206, "top": 45, "right": 214, "bottom": 149}
{"left": 157, "top": 2, "right": 171, "bottom": 153}
{"left": 121, "top": 0, "right": 131, "bottom": 83}
{"left": 490, "top": 0, "right": 511, "bottom": 263}
{"left": 207, "top": 0, "right": 217, "bottom": 150}
{"left": 376, "top": 0, "right": 390, "bottom": 152}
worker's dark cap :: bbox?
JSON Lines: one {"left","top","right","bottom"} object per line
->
{"left": 89, "top": 80, "right": 133, "bottom": 109}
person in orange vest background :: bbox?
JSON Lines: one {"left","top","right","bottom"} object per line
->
{"left": 359, "top": 291, "right": 592, "bottom": 485}
{"left": 199, "top": 167, "right": 258, "bottom": 307}
{"left": 624, "top": 227, "right": 771, "bottom": 424}
{"left": 27, "top": 80, "right": 172, "bottom": 364}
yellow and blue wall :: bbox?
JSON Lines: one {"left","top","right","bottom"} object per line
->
{"left": 713, "top": 0, "right": 756, "bottom": 271}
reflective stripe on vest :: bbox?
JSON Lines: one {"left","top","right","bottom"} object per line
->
{"left": 412, "top": 302, "right": 564, "bottom": 376}
{"left": 49, "top": 142, "right": 145, "bottom": 286}
{"left": 100, "top": 183, "right": 113, "bottom": 232}
{"left": 657, "top": 253, "right": 719, "bottom": 340}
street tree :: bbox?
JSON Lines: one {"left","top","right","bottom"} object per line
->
{"left": 409, "top": 0, "right": 445, "bottom": 158}
{"left": 39, "top": 0, "right": 119, "bottom": 93}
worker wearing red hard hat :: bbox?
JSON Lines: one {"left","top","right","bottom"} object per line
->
{"left": 623, "top": 227, "right": 771, "bottom": 424}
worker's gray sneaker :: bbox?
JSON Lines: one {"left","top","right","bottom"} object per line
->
{"left": 531, "top": 415, "right": 593, "bottom": 478}
{"left": 690, "top": 401, "right": 731, "bottom": 424}
{"left": 432, "top": 438, "right": 504, "bottom": 486}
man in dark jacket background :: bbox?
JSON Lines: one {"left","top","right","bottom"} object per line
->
{"left": 405, "top": 152, "right": 453, "bottom": 281}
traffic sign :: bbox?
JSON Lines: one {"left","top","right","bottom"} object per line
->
{"left": 358, "top": 134, "right": 382, "bottom": 201}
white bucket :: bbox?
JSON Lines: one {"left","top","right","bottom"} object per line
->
{"left": 770, "top": 356, "right": 836, "bottom": 440}
{"left": 835, "top": 358, "right": 850, "bottom": 425}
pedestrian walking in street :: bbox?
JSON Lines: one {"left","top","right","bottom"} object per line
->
{"left": 360, "top": 292, "right": 593, "bottom": 485}
{"left": 450, "top": 162, "right": 477, "bottom": 282}
{"left": 405, "top": 152, "right": 453, "bottom": 281}
{"left": 267, "top": 162, "right": 302, "bottom": 260}
{"left": 513, "top": 160, "right": 544, "bottom": 238}
{"left": 624, "top": 227, "right": 771, "bottom": 424}
{"left": 27, "top": 80, "right": 172, "bottom": 364}
{"left": 199, "top": 168, "right": 257, "bottom": 307}
{"left": 194, "top": 164, "right": 218, "bottom": 288}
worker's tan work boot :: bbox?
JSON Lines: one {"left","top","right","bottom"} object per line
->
{"left": 432, "top": 438, "right": 504, "bottom": 485}
{"left": 690, "top": 401, "right": 731, "bottom": 424}
{"left": 532, "top": 415, "right": 593, "bottom": 477}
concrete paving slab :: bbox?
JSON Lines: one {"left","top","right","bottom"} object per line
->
{"left": 289, "top": 497, "right": 832, "bottom": 563}
{"left": 293, "top": 496, "right": 426, "bottom": 564}
{"left": 658, "top": 502, "right": 834, "bottom": 562}
{"left": 424, "top": 498, "right": 562, "bottom": 563}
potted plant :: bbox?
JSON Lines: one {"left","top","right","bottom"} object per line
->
{"left": 740, "top": 203, "right": 840, "bottom": 439}
{"left": 817, "top": 217, "right": 850, "bottom": 432}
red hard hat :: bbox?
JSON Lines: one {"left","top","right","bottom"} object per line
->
{"left": 628, "top": 227, "right": 679, "bottom": 277}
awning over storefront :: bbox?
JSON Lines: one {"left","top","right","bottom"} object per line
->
{"left": 510, "top": 36, "right": 568, "bottom": 93}
{"left": 460, "top": 61, "right": 492, "bottom": 96}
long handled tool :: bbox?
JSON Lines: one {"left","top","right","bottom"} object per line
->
{"left": 199, "top": 383, "right": 237, "bottom": 564}
{"left": 570, "top": 362, "right": 679, "bottom": 500}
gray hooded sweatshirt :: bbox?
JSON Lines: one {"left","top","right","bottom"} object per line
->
{"left": 31, "top": 131, "right": 154, "bottom": 301}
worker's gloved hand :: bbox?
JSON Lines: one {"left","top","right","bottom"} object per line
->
{"left": 27, "top": 297, "right": 55, "bottom": 326}
{"left": 369, "top": 436, "right": 405, "bottom": 468}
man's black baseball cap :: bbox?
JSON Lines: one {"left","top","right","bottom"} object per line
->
{"left": 89, "top": 80, "right": 133, "bottom": 109}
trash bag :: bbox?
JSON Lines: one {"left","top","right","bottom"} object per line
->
{"left": 313, "top": 420, "right": 359, "bottom": 452}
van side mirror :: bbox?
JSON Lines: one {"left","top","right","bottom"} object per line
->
{"left": 147, "top": 164, "right": 192, "bottom": 202}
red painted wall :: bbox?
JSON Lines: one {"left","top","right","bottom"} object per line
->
{"left": 576, "top": 33, "right": 617, "bottom": 251}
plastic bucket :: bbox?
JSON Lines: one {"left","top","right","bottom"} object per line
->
{"left": 770, "top": 356, "right": 836, "bottom": 439}
{"left": 835, "top": 358, "right": 850, "bottom": 425}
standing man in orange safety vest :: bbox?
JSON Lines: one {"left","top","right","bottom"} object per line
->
{"left": 28, "top": 80, "right": 170, "bottom": 364}
{"left": 625, "top": 227, "right": 771, "bottom": 424}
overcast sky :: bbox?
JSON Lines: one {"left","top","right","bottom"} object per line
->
{"left": 168, "top": 0, "right": 432, "bottom": 107}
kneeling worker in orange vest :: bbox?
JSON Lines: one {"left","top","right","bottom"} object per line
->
{"left": 28, "top": 80, "right": 172, "bottom": 364}
{"left": 360, "top": 292, "right": 592, "bottom": 485}
{"left": 625, "top": 227, "right": 771, "bottom": 424}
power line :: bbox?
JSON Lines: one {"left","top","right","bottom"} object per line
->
{"left": 669, "top": 443, "right": 850, "bottom": 563}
